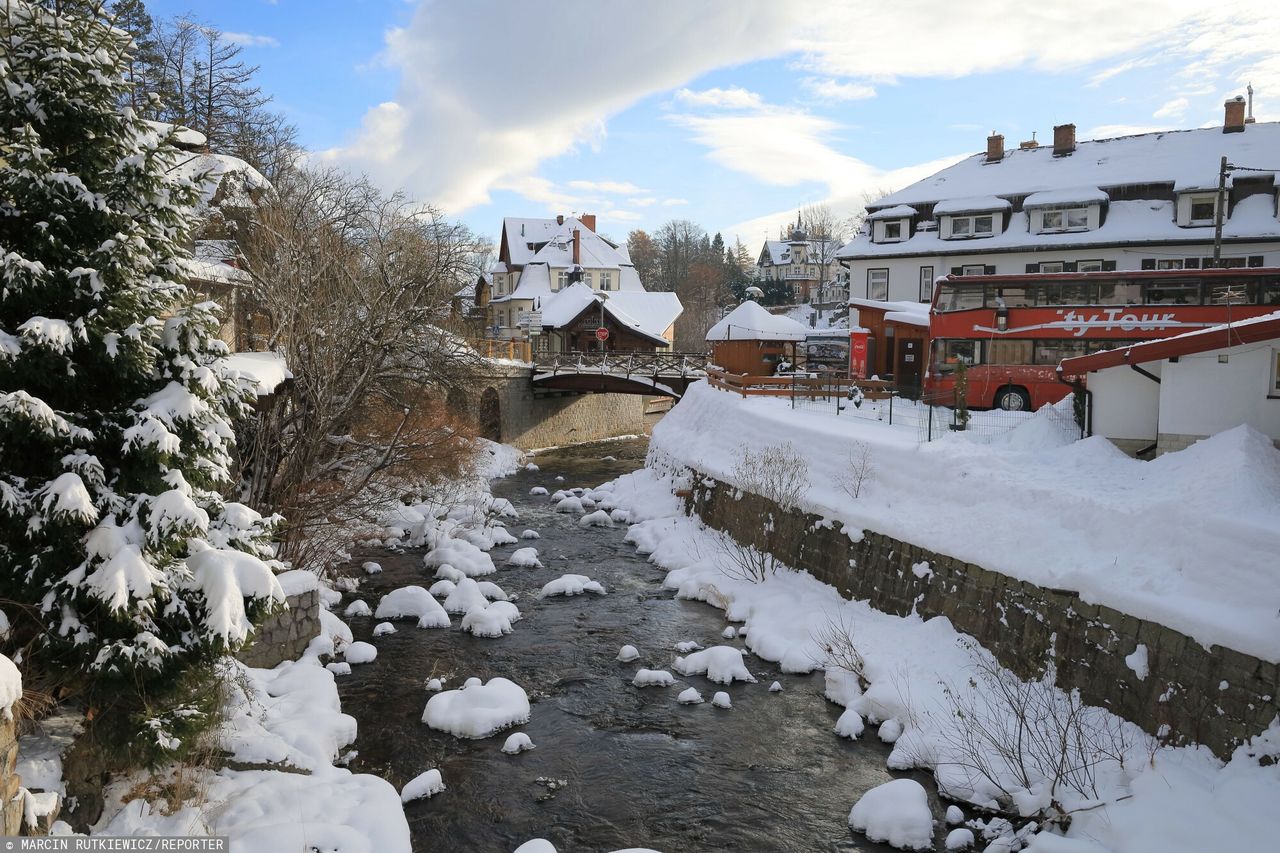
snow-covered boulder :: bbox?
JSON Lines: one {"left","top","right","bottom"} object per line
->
{"left": 428, "top": 579, "right": 456, "bottom": 597}
{"left": 555, "top": 497, "right": 584, "bottom": 514}
{"left": 673, "top": 646, "right": 757, "bottom": 685}
{"left": 345, "top": 641, "right": 377, "bottom": 665}
{"left": 373, "top": 622, "right": 396, "bottom": 637}
{"left": 475, "top": 580, "right": 509, "bottom": 601}
{"left": 721, "top": 626, "right": 737, "bottom": 639}
{"left": 616, "top": 644, "right": 640, "bottom": 663}
{"left": 423, "top": 538, "right": 495, "bottom": 577}
{"left": 325, "top": 662, "right": 351, "bottom": 677}
{"left": 848, "top": 779, "right": 934, "bottom": 851}
{"left": 945, "top": 805, "right": 964, "bottom": 826}
{"left": 433, "top": 564, "right": 465, "bottom": 583}
{"left": 401, "top": 769, "right": 445, "bottom": 803}
{"left": 425, "top": 678, "right": 444, "bottom": 692}
{"left": 632, "top": 669, "right": 675, "bottom": 688}
{"left": 529, "top": 487, "right": 548, "bottom": 496}
{"left": 443, "top": 578, "right": 489, "bottom": 615}
{"left": 520, "top": 529, "right": 540, "bottom": 540}
{"left": 525, "top": 463, "right": 540, "bottom": 472}
{"left": 711, "top": 692, "right": 732, "bottom": 709}
{"left": 945, "top": 828, "right": 974, "bottom": 850}
{"left": 609, "top": 509, "right": 630, "bottom": 524}
{"left": 361, "top": 561, "right": 382, "bottom": 575}
{"left": 578, "top": 510, "right": 613, "bottom": 528}
{"left": 461, "top": 603, "right": 515, "bottom": 638}
{"left": 769, "top": 681, "right": 783, "bottom": 693}
{"left": 539, "top": 574, "right": 605, "bottom": 598}
{"left": 677, "top": 687, "right": 704, "bottom": 705}
{"left": 343, "top": 599, "right": 371, "bottom": 618}
{"left": 675, "top": 641, "right": 703, "bottom": 653}
{"left": 879, "top": 718, "right": 904, "bottom": 744}
{"left": 375, "top": 586, "right": 450, "bottom": 629}
{"left": 489, "top": 527, "right": 519, "bottom": 547}
{"left": 834, "top": 708, "right": 864, "bottom": 739}
{"left": 501, "top": 732, "right": 535, "bottom": 754}
{"left": 422, "top": 677, "right": 530, "bottom": 739}
{"left": 507, "top": 547, "right": 542, "bottom": 568}
{"left": 487, "top": 600, "right": 522, "bottom": 624}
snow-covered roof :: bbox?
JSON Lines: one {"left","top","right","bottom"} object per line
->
{"left": 873, "top": 122, "right": 1280, "bottom": 208}
{"left": 500, "top": 216, "right": 630, "bottom": 271}
{"left": 508, "top": 262, "right": 551, "bottom": 301}
{"left": 224, "top": 352, "right": 292, "bottom": 397}
{"left": 172, "top": 152, "right": 268, "bottom": 209}
{"left": 759, "top": 239, "right": 840, "bottom": 266}
{"left": 706, "top": 301, "right": 808, "bottom": 342}
{"left": 1022, "top": 187, "right": 1110, "bottom": 208}
{"left": 867, "top": 205, "right": 919, "bottom": 221}
{"left": 538, "top": 283, "right": 681, "bottom": 343}
{"left": 933, "top": 196, "right": 1013, "bottom": 216}
{"left": 489, "top": 261, "right": 509, "bottom": 274}
{"left": 849, "top": 298, "right": 931, "bottom": 327}
{"left": 144, "top": 119, "right": 207, "bottom": 149}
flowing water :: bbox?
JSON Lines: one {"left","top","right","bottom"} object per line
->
{"left": 338, "top": 437, "right": 944, "bottom": 853}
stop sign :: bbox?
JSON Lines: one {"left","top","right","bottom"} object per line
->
{"left": 595, "top": 327, "right": 610, "bottom": 342}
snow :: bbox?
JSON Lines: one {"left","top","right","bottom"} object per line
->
{"left": 521, "top": 529, "right": 541, "bottom": 540}
{"left": 677, "top": 687, "right": 704, "bottom": 705}
{"left": 443, "top": 578, "right": 491, "bottom": 615}
{"left": 946, "top": 828, "right": 976, "bottom": 850}
{"left": 539, "top": 574, "right": 606, "bottom": 597}
{"left": 460, "top": 603, "right": 516, "bottom": 638}
{"left": 721, "top": 626, "right": 737, "bottom": 639}
{"left": 343, "top": 599, "right": 371, "bottom": 617}
{"left": 1125, "top": 644, "right": 1150, "bottom": 680}
{"left": 769, "top": 681, "right": 783, "bottom": 693}
{"left": 426, "top": 678, "right": 444, "bottom": 692}
{"left": 530, "top": 487, "right": 548, "bottom": 496}
{"left": 362, "top": 561, "right": 383, "bottom": 575}
{"left": 502, "top": 732, "right": 535, "bottom": 754}
{"left": 631, "top": 669, "right": 675, "bottom": 688}
{"left": 651, "top": 380, "right": 1280, "bottom": 662}
{"left": 326, "top": 662, "right": 351, "bottom": 677}
{"left": 879, "top": 718, "right": 904, "bottom": 743}
{"left": 422, "top": 677, "right": 530, "bottom": 739}
{"left": 675, "top": 641, "right": 703, "bottom": 653}
{"left": 223, "top": 352, "right": 291, "bottom": 397}
{"left": 706, "top": 300, "right": 808, "bottom": 342}
{"left": 933, "top": 195, "right": 1013, "bottom": 215}
{"left": 525, "top": 463, "right": 540, "bottom": 471}
{"left": 1023, "top": 187, "right": 1111, "bottom": 208}
{"left": 579, "top": 509, "right": 614, "bottom": 528}
{"left": 374, "top": 586, "right": 450, "bottom": 629}
{"left": 429, "top": 579, "right": 456, "bottom": 597}
{"left": 401, "top": 769, "right": 445, "bottom": 802}
{"left": 867, "top": 204, "right": 919, "bottom": 220}
{"left": 710, "top": 691, "right": 732, "bottom": 709}
{"left": 673, "top": 646, "right": 757, "bottom": 684}
{"left": 476, "top": 580, "right": 510, "bottom": 601}
{"left": 848, "top": 778, "right": 934, "bottom": 851}
{"left": 423, "top": 537, "right": 496, "bottom": 577}
{"left": 556, "top": 496, "right": 585, "bottom": 514}
{"left": 373, "top": 622, "right": 396, "bottom": 637}
{"left": 185, "top": 549, "right": 285, "bottom": 645}
{"left": 537, "top": 283, "right": 681, "bottom": 343}
{"left": 946, "top": 805, "right": 965, "bottom": 825}
{"left": 617, "top": 645, "right": 640, "bottom": 662}
{"left": 344, "top": 642, "right": 377, "bottom": 665}
{"left": 0, "top": 654, "right": 21, "bottom": 720}
{"left": 834, "top": 708, "right": 865, "bottom": 739}
{"left": 507, "top": 547, "right": 542, "bottom": 567}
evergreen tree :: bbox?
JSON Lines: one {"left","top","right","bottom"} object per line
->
{"left": 0, "top": 0, "right": 282, "bottom": 758}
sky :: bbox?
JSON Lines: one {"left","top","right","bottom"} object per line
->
{"left": 148, "top": 0, "right": 1280, "bottom": 249}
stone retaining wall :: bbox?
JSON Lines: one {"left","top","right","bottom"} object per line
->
{"left": 688, "top": 473, "right": 1279, "bottom": 759}
{"left": 236, "top": 590, "right": 320, "bottom": 669}
{"left": 0, "top": 719, "right": 21, "bottom": 835}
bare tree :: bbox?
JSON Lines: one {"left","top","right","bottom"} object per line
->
{"left": 236, "top": 167, "right": 490, "bottom": 568}
{"left": 835, "top": 440, "right": 874, "bottom": 500}
{"left": 812, "top": 611, "right": 867, "bottom": 687}
{"left": 719, "top": 443, "right": 810, "bottom": 583}
{"left": 626, "top": 229, "right": 661, "bottom": 290}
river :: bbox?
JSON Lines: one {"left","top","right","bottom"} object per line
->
{"left": 337, "top": 437, "right": 943, "bottom": 853}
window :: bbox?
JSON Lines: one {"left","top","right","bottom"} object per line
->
{"left": 949, "top": 214, "right": 995, "bottom": 238}
{"left": 1144, "top": 280, "right": 1200, "bottom": 305}
{"left": 883, "top": 221, "right": 903, "bottom": 241}
{"left": 1207, "top": 279, "right": 1255, "bottom": 305}
{"left": 1039, "top": 262, "right": 1065, "bottom": 273}
{"left": 867, "top": 269, "right": 889, "bottom": 300}
{"left": 1189, "top": 196, "right": 1216, "bottom": 223}
{"left": 1096, "top": 280, "right": 1143, "bottom": 305}
{"left": 933, "top": 339, "right": 982, "bottom": 372}
{"left": 961, "top": 264, "right": 988, "bottom": 276}
{"left": 1156, "top": 259, "right": 1184, "bottom": 270}
{"left": 582, "top": 271, "right": 593, "bottom": 288}
{"left": 919, "top": 266, "right": 934, "bottom": 302}
{"left": 936, "top": 284, "right": 984, "bottom": 311}
{"left": 555, "top": 271, "right": 568, "bottom": 291}
{"left": 1077, "top": 260, "right": 1104, "bottom": 273}
{"left": 1067, "top": 208, "right": 1088, "bottom": 229}
{"left": 600, "top": 271, "right": 613, "bottom": 291}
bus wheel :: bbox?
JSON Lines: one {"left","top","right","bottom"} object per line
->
{"left": 995, "top": 386, "right": 1031, "bottom": 411}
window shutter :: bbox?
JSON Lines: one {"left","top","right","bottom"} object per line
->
{"left": 1248, "top": 255, "right": 1264, "bottom": 268}
{"left": 984, "top": 265, "right": 996, "bottom": 275}
{"left": 950, "top": 266, "right": 963, "bottom": 276}
{"left": 1184, "top": 258, "right": 1200, "bottom": 269}
{"left": 1102, "top": 260, "right": 1117, "bottom": 272}
{"left": 1063, "top": 261, "right": 1078, "bottom": 272}
{"left": 1140, "top": 258, "right": 1156, "bottom": 270}
{"left": 1025, "top": 263, "right": 1038, "bottom": 273}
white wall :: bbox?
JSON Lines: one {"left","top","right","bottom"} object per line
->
{"left": 1158, "top": 344, "right": 1280, "bottom": 439}
{"left": 1089, "top": 363, "right": 1162, "bottom": 442}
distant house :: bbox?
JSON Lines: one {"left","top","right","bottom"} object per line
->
{"left": 477, "top": 214, "right": 682, "bottom": 352}
{"left": 836, "top": 96, "right": 1280, "bottom": 311}
{"left": 755, "top": 218, "right": 841, "bottom": 304}
{"left": 185, "top": 239, "right": 263, "bottom": 351}
{"left": 1059, "top": 309, "right": 1280, "bottom": 455}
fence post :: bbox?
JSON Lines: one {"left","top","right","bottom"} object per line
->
{"left": 888, "top": 391, "right": 893, "bottom": 425}
{"left": 927, "top": 401, "right": 933, "bottom": 442}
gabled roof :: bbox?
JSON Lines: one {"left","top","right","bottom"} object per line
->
{"left": 706, "top": 300, "right": 808, "bottom": 342}
{"left": 1058, "top": 307, "right": 1280, "bottom": 374}
{"left": 538, "top": 283, "right": 681, "bottom": 344}
{"left": 500, "top": 216, "right": 632, "bottom": 272}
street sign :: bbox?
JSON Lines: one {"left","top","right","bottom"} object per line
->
{"left": 595, "top": 327, "right": 609, "bottom": 341}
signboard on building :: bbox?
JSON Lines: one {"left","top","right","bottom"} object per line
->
{"left": 849, "top": 330, "right": 869, "bottom": 378}
{"left": 596, "top": 327, "right": 610, "bottom": 342}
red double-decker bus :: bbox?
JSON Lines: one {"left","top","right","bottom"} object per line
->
{"left": 925, "top": 268, "right": 1280, "bottom": 410}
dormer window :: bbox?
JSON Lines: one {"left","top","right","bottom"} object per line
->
{"left": 951, "top": 214, "right": 994, "bottom": 237}
{"left": 1189, "top": 196, "right": 1216, "bottom": 223}
{"left": 883, "top": 221, "right": 903, "bottom": 241}
{"left": 1041, "top": 208, "right": 1089, "bottom": 232}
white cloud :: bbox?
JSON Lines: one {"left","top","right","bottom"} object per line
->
{"left": 801, "top": 77, "right": 876, "bottom": 101}
{"left": 567, "top": 180, "right": 647, "bottom": 195}
{"left": 223, "top": 31, "right": 280, "bottom": 48}
{"left": 1153, "top": 97, "right": 1190, "bottom": 119}
{"left": 629, "top": 197, "right": 658, "bottom": 207}
{"left": 662, "top": 198, "right": 689, "bottom": 206}
{"left": 674, "top": 87, "right": 764, "bottom": 109}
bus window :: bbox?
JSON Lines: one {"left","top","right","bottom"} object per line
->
{"left": 1034, "top": 339, "right": 1088, "bottom": 364}
{"left": 1259, "top": 277, "right": 1280, "bottom": 305}
{"left": 937, "top": 284, "right": 985, "bottom": 311}
{"left": 1096, "top": 280, "right": 1143, "bottom": 305}
{"left": 988, "top": 339, "right": 1032, "bottom": 365}
{"left": 990, "top": 286, "right": 1032, "bottom": 308}
{"left": 933, "top": 339, "right": 982, "bottom": 372}
{"left": 1144, "top": 280, "right": 1200, "bottom": 305}
{"left": 1206, "top": 279, "right": 1256, "bottom": 305}
{"left": 1033, "top": 280, "right": 1094, "bottom": 306}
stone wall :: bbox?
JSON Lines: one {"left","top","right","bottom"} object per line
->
{"left": 688, "top": 473, "right": 1280, "bottom": 759}
{"left": 0, "top": 719, "right": 21, "bottom": 835}
{"left": 476, "top": 366, "right": 647, "bottom": 450}
{"left": 236, "top": 590, "right": 320, "bottom": 670}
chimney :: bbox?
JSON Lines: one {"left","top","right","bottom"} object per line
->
{"left": 1246, "top": 83, "right": 1256, "bottom": 124}
{"left": 572, "top": 229, "right": 581, "bottom": 265}
{"left": 1019, "top": 131, "right": 1039, "bottom": 150}
{"left": 985, "top": 132, "right": 1004, "bottom": 163}
{"left": 580, "top": 213, "right": 597, "bottom": 233}
{"left": 1224, "top": 95, "right": 1246, "bottom": 132}
{"left": 1053, "top": 123, "right": 1076, "bottom": 156}
{"left": 556, "top": 214, "right": 565, "bottom": 225}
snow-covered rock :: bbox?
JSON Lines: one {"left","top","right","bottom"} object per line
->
{"left": 460, "top": 603, "right": 515, "bottom": 638}
{"left": 433, "top": 564, "right": 466, "bottom": 583}
{"left": 539, "top": 574, "right": 605, "bottom": 598}
{"left": 555, "top": 497, "right": 584, "bottom": 514}
{"left": 578, "top": 510, "right": 613, "bottom": 528}
{"left": 848, "top": 779, "right": 934, "bottom": 851}
{"left": 945, "top": 805, "right": 964, "bottom": 825}
{"left": 769, "top": 681, "right": 783, "bottom": 693}
{"left": 632, "top": 669, "right": 675, "bottom": 688}
{"left": 422, "top": 677, "right": 530, "bottom": 739}
{"left": 372, "top": 622, "right": 396, "bottom": 637}
{"left": 711, "top": 692, "right": 732, "bottom": 709}
{"left": 834, "top": 708, "right": 864, "bottom": 739}
{"left": 0, "top": 654, "right": 22, "bottom": 720}
{"left": 325, "top": 662, "right": 351, "bottom": 677}
{"left": 501, "top": 732, "right": 535, "bottom": 754}
{"left": 344, "top": 642, "right": 377, "bottom": 665}
{"left": 677, "top": 687, "right": 704, "bottom": 705}
{"left": 490, "top": 527, "right": 519, "bottom": 547}
{"left": 675, "top": 641, "right": 703, "bottom": 653}
{"left": 507, "top": 547, "right": 542, "bottom": 568}
{"left": 525, "top": 463, "right": 540, "bottom": 472}
{"left": 361, "top": 561, "right": 382, "bottom": 575}
{"left": 673, "top": 646, "right": 756, "bottom": 685}
{"left": 443, "top": 578, "right": 490, "bottom": 615}
{"left": 476, "top": 580, "right": 509, "bottom": 601}
{"left": 529, "top": 487, "right": 548, "bottom": 496}
{"left": 609, "top": 509, "right": 631, "bottom": 524}
{"left": 617, "top": 645, "right": 640, "bottom": 663}
{"left": 423, "top": 538, "right": 496, "bottom": 577}
{"left": 879, "top": 718, "right": 904, "bottom": 744}
{"left": 425, "top": 678, "right": 444, "bottom": 692}
{"left": 428, "top": 579, "right": 456, "bottom": 597}
{"left": 520, "top": 529, "right": 541, "bottom": 540}
{"left": 401, "top": 769, "right": 445, "bottom": 803}
{"left": 374, "top": 586, "right": 450, "bottom": 629}
{"left": 721, "top": 626, "right": 737, "bottom": 639}
{"left": 945, "top": 828, "right": 974, "bottom": 850}
{"left": 343, "top": 599, "right": 371, "bottom": 618}
{"left": 487, "top": 600, "right": 522, "bottom": 624}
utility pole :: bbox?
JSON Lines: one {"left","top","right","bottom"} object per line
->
{"left": 1212, "top": 155, "right": 1231, "bottom": 267}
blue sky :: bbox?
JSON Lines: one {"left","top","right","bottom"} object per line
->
{"left": 149, "top": 1, "right": 1278, "bottom": 248}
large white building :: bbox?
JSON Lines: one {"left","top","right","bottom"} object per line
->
{"left": 836, "top": 98, "right": 1280, "bottom": 307}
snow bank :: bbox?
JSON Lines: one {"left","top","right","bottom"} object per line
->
{"left": 848, "top": 779, "right": 934, "bottom": 851}
{"left": 673, "top": 646, "right": 756, "bottom": 684}
{"left": 375, "top": 586, "right": 450, "bottom": 629}
{"left": 422, "top": 677, "right": 530, "bottom": 739}
{"left": 539, "top": 574, "right": 605, "bottom": 598}
{"left": 401, "top": 769, "right": 445, "bottom": 803}
{"left": 632, "top": 669, "right": 675, "bottom": 688}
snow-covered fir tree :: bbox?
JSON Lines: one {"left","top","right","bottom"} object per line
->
{"left": 0, "top": 0, "right": 283, "bottom": 755}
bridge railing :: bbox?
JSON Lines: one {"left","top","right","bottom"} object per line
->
{"left": 471, "top": 338, "right": 532, "bottom": 362}
{"left": 532, "top": 350, "right": 710, "bottom": 377}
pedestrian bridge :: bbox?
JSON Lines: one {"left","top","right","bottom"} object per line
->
{"left": 530, "top": 351, "right": 710, "bottom": 398}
